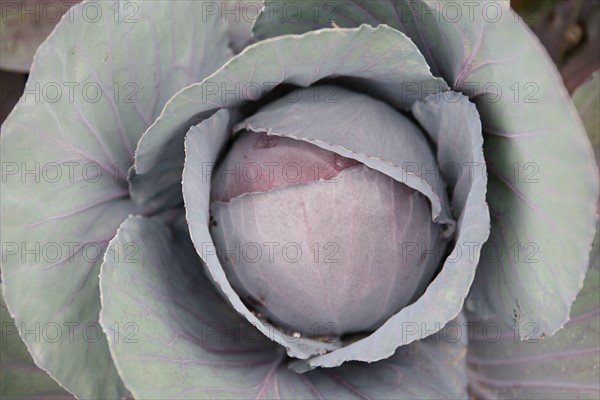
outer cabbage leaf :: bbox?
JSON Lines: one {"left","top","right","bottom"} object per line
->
{"left": 467, "top": 221, "right": 600, "bottom": 400}
{"left": 129, "top": 24, "right": 448, "bottom": 210}
{"left": 253, "top": 0, "right": 599, "bottom": 339}
{"left": 0, "top": 1, "right": 230, "bottom": 397}
{"left": 0, "top": 291, "right": 74, "bottom": 399}
{"left": 99, "top": 215, "right": 469, "bottom": 399}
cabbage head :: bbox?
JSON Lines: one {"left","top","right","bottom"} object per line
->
{"left": 1, "top": 1, "right": 598, "bottom": 399}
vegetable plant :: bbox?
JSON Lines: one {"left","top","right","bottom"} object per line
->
{"left": 1, "top": 1, "right": 598, "bottom": 399}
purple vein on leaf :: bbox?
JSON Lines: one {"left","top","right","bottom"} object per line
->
{"left": 25, "top": 191, "right": 129, "bottom": 228}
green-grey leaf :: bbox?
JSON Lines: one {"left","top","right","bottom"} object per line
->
{"left": 130, "top": 24, "right": 448, "bottom": 210}
{"left": 253, "top": 0, "right": 505, "bottom": 80}
{"left": 99, "top": 215, "right": 469, "bottom": 399}
{"left": 0, "top": 1, "right": 230, "bottom": 397}
{"left": 253, "top": 0, "right": 599, "bottom": 339}
{"left": 467, "top": 220, "right": 600, "bottom": 399}
{"left": 0, "top": 290, "right": 74, "bottom": 399}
